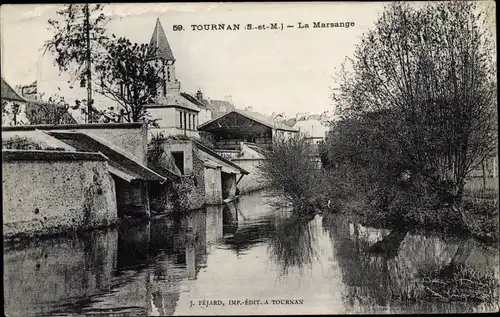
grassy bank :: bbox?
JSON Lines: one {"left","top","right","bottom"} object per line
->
{"left": 385, "top": 263, "right": 499, "bottom": 305}
{"left": 333, "top": 194, "right": 499, "bottom": 247}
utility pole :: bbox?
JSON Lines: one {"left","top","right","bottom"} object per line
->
{"left": 85, "top": 4, "right": 93, "bottom": 123}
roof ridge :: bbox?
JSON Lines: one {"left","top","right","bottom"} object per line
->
{"left": 48, "top": 130, "right": 167, "bottom": 182}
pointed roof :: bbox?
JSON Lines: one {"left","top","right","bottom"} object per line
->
{"left": 1, "top": 78, "right": 26, "bottom": 103}
{"left": 149, "top": 18, "right": 175, "bottom": 61}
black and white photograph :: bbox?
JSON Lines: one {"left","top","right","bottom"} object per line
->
{"left": 1, "top": 1, "right": 498, "bottom": 315}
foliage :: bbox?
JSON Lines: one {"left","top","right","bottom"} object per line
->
{"left": 44, "top": 4, "right": 109, "bottom": 75}
{"left": 44, "top": 4, "right": 109, "bottom": 122}
{"left": 146, "top": 133, "right": 194, "bottom": 214}
{"left": 419, "top": 264, "right": 498, "bottom": 304}
{"left": 324, "top": 1, "right": 497, "bottom": 228}
{"left": 2, "top": 136, "right": 66, "bottom": 151}
{"left": 1, "top": 100, "right": 24, "bottom": 125}
{"left": 95, "top": 37, "right": 162, "bottom": 125}
{"left": 26, "top": 95, "right": 79, "bottom": 125}
{"left": 258, "top": 134, "right": 327, "bottom": 214}
{"left": 268, "top": 216, "right": 316, "bottom": 276}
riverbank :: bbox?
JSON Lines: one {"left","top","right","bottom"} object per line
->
{"left": 332, "top": 194, "right": 499, "bottom": 248}
{"left": 4, "top": 191, "right": 498, "bottom": 315}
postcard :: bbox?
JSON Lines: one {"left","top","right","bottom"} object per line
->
{"left": 1, "top": 1, "right": 498, "bottom": 316}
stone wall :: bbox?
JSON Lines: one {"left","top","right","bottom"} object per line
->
{"left": 232, "top": 158, "right": 268, "bottom": 194}
{"left": 149, "top": 127, "right": 200, "bottom": 140}
{"left": 147, "top": 107, "right": 178, "bottom": 129}
{"left": 2, "top": 123, "right": 148, "bottom": 164}
{"left": 204, "top": 166, "right": 223, "bottom": 205}
{"left": 113, "top": 176, "right": 151, "bottom": 218}
{"left": 188, "top": 147, "right": 208, "bottom": 210}
{"left": 2, "top": 150, "right": 118, "bottom": 238}
{"left": 159, "top": 139, "right": 193, "bottom": 175}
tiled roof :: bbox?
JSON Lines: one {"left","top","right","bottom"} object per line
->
{"left": 180, "top": 93, "right": 209, "bottom": 109}
{"left": 149, "top": 18, "right": 175, "bottom": 61}
{"left": 1, "top": 78, "right": 25, "bottom": 103}
{"left": 191, "top": 138, "right": 249, "bottom": 175}
{"left": 48, "top": 131, "right": 166, "bottom": 182}
{"left": 145, "top": 94, "right": 200, "bottom": 112}
{"left": 198, "top": 109, "right": 298, "bottom": 132}
{"left": 285, "top": 118, "right": 297, "bottom": 127}
{"left": 2, "top": 149, "right": 107, "bottom": 162}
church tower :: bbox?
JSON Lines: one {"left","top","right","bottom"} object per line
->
{"left": 149, "top": 18, "right": 180, "bottom": 98}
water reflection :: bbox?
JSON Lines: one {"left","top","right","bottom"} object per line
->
{"left": 322, "top": 214, "right": 499, "bottom": 314}
{"left": 268, "top": 215, "right": 316, "bottom": 277}
{"left": 3, "top": 191, "right": 499, "bottom": 316}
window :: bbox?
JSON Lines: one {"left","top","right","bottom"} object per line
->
{"left": 171, "top": 151, "right": 185, "bottom": 175}
{"left": 184, "top": 112, "right": 187, "bottom": 130}
{"left": 188, "top": 113, "right": 192, "bottom": 130}
{"left": 179, "top": 110, "right": 183, "bottom": 128}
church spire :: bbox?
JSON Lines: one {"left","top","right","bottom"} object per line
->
{"left": 149, "top": 18, "right": 175, "bottom": 62}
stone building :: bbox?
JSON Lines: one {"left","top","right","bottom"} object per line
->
{"left": 148, "top": 135, "right": 249, "bottom": 209}
{"left": 293, "top": 118, "right": 330, "bottom": 144}
{"left": 2, "top": 150, "right": 118, "bottom": 238}
{"left": 2, "top": 123, "right": 168, "bottom": 237}
{"left": 144, "top": 18, "right": 212, "bottom": 139}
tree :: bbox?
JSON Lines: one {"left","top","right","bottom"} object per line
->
{"left": 26, "top": 95, "right": 79, "bottom": 125}
{"left": 44, "top": 4, "right": 109, "bottom": 123}
{"left": 95, "top": 37, "right": 162, "bottom": 125}
{"left": 331, "top": 1, "right": 497, "bottom": 212}
{"left": 258, "top": 134, "right": 327, "bottom": 214}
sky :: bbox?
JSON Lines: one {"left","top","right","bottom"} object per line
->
{"left": 0, "top": 2, "right": 495, "bottom": 116}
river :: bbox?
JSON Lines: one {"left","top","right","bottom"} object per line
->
{"left": 4, "top": 191, "right": 499, "bottom": 316}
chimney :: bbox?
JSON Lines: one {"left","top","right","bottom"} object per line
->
{"left": 196, "top": 89, "right": 203, "bottom": 101}
{"left": 224, "top": 95, "right": 233, "bottom": 104}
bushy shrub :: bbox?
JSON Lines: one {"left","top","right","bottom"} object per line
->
{"left": 258, "top": 135, "right": 326, "bottom": 214}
